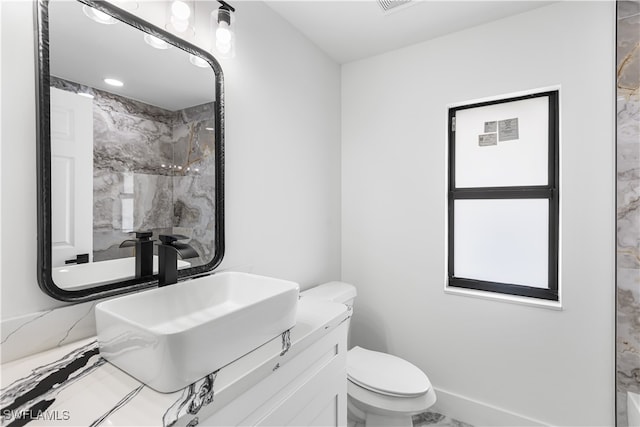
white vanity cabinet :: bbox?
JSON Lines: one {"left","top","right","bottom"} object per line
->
{"left": 0, "top": 299, "right": 349, "bottom": 427}
{"left": 201, "top": 321, "right": 348, "bottom": 426}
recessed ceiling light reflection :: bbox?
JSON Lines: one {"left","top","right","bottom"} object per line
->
{"left": 189, "top": 54, "right": 209, "bottom": 68}
{"left": 82, "top": 6, "right": 118, "bottom": 24}
{"left": 144, "top": 34, "right": 172, "bottom": 50}
{"left": 78, "top": 92, "right": 95, "bottom": 99}
{"left": 104, "top": 78, "right": 124, "bottom": 87}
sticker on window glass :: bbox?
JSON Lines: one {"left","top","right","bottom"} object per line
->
{"left": 498, "top": 118, "right": 519, "bottom": 141}
{"left": 484, "top": 121, "right": 497, "bottom": 133}
{"left": 478, "top": 133, "right": 498, "bottom": 147}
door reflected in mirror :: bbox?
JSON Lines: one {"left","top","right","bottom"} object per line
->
{"left": 37, "top": 0, "right": 225, "bottom": 299}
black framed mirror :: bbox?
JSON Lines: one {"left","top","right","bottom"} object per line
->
{"left": 35, "top": 0, "right": 225, "bottom": 302}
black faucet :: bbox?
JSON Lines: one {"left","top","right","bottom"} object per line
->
{"left": 157, "top": 234, "right": 199, "bottom": 287}
{"left": 119, "top": 230, "right": 154, "bottom": 278}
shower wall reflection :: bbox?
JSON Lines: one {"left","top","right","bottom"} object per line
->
{"left": 51, "top": 77, "right": 215, "bottom": 269}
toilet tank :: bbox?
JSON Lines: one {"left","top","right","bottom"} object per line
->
{"left": 302, "top": 281, "right": 357, "bottom": 306}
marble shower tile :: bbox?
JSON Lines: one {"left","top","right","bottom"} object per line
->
{"left": 93, "top": 171, "right": 173, "bottom": 261}
{"left": 617, "top": 268, "right": 640, "bottom": 395}
{"left": 51, "top": 77, "right": 217, "bottom": 269}
{"left": 617, "top": 2, "right": 640, "bottom": 95}
{"left": 617, "top": 1, "right": 640, "bottom": 424}
{"left": 172, "top": 102, "right": 216, "bottom": 176}
{"left": 133, "top": 174, "right": 174, "bottom": 231}
{"left": 52, "top": 76, "right": 175, "bottom": 175}
{"left": 617, "top": 97, "right": 640, "bottom": 271}
{"left": 172, "top": 175, "right": 216, "bottom": 267}
{"left": 92, "top": 90, "right": 174, "bottom": 175}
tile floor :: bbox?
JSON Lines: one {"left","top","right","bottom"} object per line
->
{"left": 348, "top": 411, "right": 473, "bottom": 427}
{"left": 413, "top": 411, "right": 474, "bottom": 427}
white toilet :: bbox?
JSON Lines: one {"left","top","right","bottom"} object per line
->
{"left": 302, "top": 281, "right": 436, "bottom": 427}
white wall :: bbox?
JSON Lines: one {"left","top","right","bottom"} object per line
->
{"left": 219, "top": 2, "right": 342, "bottom": 287}
{"left": 0, "top": 1, "right": 62, "bottom": 318}
{"left": 0, "top": 0, "right": 617, "bottom": 423}
{"left": 342, "top": 2, "right": 615, "bottom": 426}
{"left": 0, "top": 0, "right": 341, "bottom": 319}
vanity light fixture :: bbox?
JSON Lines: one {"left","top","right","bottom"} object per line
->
{"left": 104, "top": 78, "right": 124, "bottom": 87}
{"left": 144, "top": 34, "right": 172, "bottom": 50}
{"left": 82, "top": 5, "right": 118, "bottom": 24}
{"left": 211, "top": 1, "right": 236, "bottom": 58}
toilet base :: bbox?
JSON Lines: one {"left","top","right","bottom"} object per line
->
{"left": 347, "top": 380, "right": 436, "bottom": 427}
{"left": 348, "top": 403, "right": 413, "bottom": 427}
{"left": 348, "top": 394, "right": 432, "bottom": 427}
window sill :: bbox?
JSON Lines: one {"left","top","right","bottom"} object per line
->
{"left": 444, "top": 286, "right": 563, "bottom": 311}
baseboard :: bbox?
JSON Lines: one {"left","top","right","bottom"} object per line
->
{"left": 431, "top": 387, "right": 549, "bottom": 427}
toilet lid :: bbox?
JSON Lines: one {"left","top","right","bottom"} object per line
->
{"left": 347, "top": 346, "right": 430, "bottom": 397}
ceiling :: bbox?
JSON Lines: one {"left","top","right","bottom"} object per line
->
{"left": 49, "top": 0, "right": 217, "bottom": 111}
{"left": 264, "top": 1, "right": 555, "bottom": 64}
{"left": 48, "top": 0, "right": 556, "bottom": 109}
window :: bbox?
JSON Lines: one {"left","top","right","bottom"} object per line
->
{"left": 447, "top": 91, "right": 559, "bottom": 301}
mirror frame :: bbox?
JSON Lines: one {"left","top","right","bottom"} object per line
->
{"left": 35, "top": 0, "right": 225, "bottom": 302}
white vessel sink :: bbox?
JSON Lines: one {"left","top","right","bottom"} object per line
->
{"left": 95, "top": 272, "right": 299, "bottom": 393}
{"left": 53, "top": 256, "right": 190, "bottom": 290}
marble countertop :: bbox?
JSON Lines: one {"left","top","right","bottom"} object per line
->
{"left": 0, "top": 298, "right": 349, "bottom": 427}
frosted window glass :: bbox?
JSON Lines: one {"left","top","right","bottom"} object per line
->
{"left": 454, "top": 199, "right": 549, "bottom": 288}
{"left": 454, "top": 96, "right": 549, "bottom": 188}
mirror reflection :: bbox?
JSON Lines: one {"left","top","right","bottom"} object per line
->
{"left": 46, "top": 0, "right": 219, "bottom": 290}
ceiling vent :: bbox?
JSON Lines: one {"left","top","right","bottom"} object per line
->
{"left": 377, "top": 0, "right": 413, "bottom": 13}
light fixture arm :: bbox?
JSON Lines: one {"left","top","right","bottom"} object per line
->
{"left": 217, "top": 1, "right": 235, "bottom": 13}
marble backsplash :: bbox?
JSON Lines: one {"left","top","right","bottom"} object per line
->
{"left": 50, "top": 77, "right": 215, "bottom": 268}
{"left": 616, "top": 1, "right": 640, "bottom": 425}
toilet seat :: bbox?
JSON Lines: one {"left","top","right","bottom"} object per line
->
{"left": 347, "top": 346, "right": 430, "bottom": 397}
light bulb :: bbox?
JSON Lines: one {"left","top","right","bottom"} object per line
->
{"left": 171, "top": 1, "right": 191, "bottom": 20}
{"left": 216, "top": 23, "right": 232, "bottom": 44}
{"left": 168, "top": 0, "right": 192, "bottom": 33}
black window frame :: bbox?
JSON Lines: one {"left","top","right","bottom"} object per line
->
{"left": 447, "top": 90, "right": 559, "bottom": 301}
